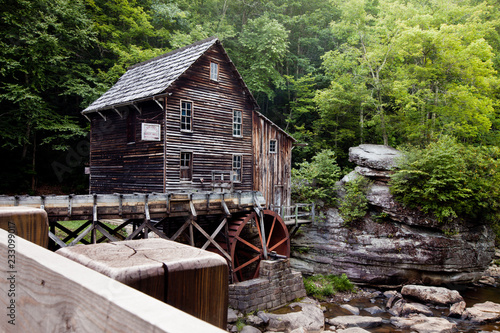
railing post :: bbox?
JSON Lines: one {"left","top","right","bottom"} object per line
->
{"left": 295, "top": 205, "right": 299, "bottom": 227}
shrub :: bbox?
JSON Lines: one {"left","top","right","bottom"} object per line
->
{"left": 303, "top": 274, "right": 354, "bottom": 299}
{"left": 291, "top": 150, "right": 342, "bottom": 206}
{"left": 338, "top": 175, "right": 372, "bottom": 225}
{"left": 390, "top": 136, "right": 500, "bottom": 224}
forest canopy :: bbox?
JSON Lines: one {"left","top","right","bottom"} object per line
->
{"left": 0, "top": 0, "right": 499, "bottom": 194}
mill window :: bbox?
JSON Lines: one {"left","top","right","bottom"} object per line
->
{"left": 233, "top": 110, "right": 242, "bottom": 137}
{"left": 232, "top": 155, "right": 242, "bottom": 183}
{"left": 180, "top": 101, "right": 193, "bottom": 132}
{"left": 269, "top": 140, "right": 277, "bottom": 153}
{"left": 180, "top": 152, "right": 193, "bottom": 181}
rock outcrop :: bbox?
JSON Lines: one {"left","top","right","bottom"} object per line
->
{"left": 291, "top": 144, "right": 494, "bottom": 285}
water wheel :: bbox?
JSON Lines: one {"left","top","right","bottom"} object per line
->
{"left": 209, "top": 210, "right": 290, "bottom": 282}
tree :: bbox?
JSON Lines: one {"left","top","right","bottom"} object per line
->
{"left": 318, "top": 0, "right": 500, "bottom": 148}
{"left": 234, "top": 14, "right": 289, "bottom": 102}
{"left": 0, "top": 0, "right": 96, "bottom": 192}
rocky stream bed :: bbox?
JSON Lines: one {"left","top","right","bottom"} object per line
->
{"left": 228, "top": 262, "right": 500, "bottom": 332}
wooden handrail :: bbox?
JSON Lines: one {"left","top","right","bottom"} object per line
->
{"left": 0, "top": 229, "right": 225, "bottom": 333}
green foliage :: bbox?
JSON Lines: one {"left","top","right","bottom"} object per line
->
{"left": 235, "top": 317, "right": 245, "bottom": 331}
{"left": 291, "top": 150, "right": 342, "bottom": 206}
{"left": 303, "top": 274, "right": 354, "bottom": 299}
{"left": 390, "top": 136, "right": 500, "bottom": 224}
{"left": 338, "top": 175, "right": 372, "bottom": 225}
{"left": 235, "top": 14, "right": 289, "bottom": 100}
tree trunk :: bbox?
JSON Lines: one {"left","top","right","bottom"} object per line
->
{"left": 31, "top": 131, "right": 37, "bottom": 193}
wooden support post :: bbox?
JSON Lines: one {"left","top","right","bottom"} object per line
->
{"left": 92, "top": 194, "right": 98, "bottom": 244}
{"left": 221, "top": 194, "right": 231, "bottom": 217}
{"left": 117, "top": 193, "right": 123, "bottom": 217}
{"left": 40, "top": 195, "right": 45, "bottom": 210}
{"left": 166, "top": 193, "right": 171, "bottom": 214}
{"left": 189, "top": 223, "right": 194, "bottom": 247}
{"left": 144, "top": 194, "right": 150, "bottom": 239}
{"left": 68, "top": 195, "right": 73, "bottom": 217}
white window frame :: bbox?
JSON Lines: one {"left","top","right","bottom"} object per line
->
{"left": 233, "top": 109, "right": 242, "bottom": 137}
{"left": 269, "top": 139, "right": 277, "bottom": 154}
{"left": 210, "top": 62, "right": 219, "bottom": 81}
{"left": 180, "top": 151, "right": 193, "bottom": 182}
{"left": 180, "top": 100, "right": 193, "bottom": 132}
{"left": 232, "top": 154, "right": 242, "bottom": 183}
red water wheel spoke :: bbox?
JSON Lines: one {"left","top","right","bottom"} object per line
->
{"left": 269, "top": 235, "right": 289, "bottom": 252}
{"left": 209, "top": 210, "right": 290, "bottom": 283}
{"left": 266, "top": 215, "right": 277, "bottom": 248}
{"left": 233, "top": 254, "right": 261, "bottom": 273}
{"left": 235, "top": 235, "right": 261, "bottom": 253}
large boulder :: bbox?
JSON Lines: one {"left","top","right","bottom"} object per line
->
{"left": 391, "top": 315, "right": 456, "bottom": 333}
{"left": 401, "top": 285, "right": 464, "bottom": 305}
{"left": 348, "top": 144, "right": 402, "bottom": 170}
{"left": 326, "top": 316, "right": 383, "bottom": 329}
{"left": 462, "top": 301, "right": 500, "bottom": 324}
{"left": 265, "top": 298, "right": 324, "bottom": 333}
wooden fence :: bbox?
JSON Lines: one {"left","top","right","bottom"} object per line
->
{"left": 0, "top": 228, "right": 225, "bottom": 333}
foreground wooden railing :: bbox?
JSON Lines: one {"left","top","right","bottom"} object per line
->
{"left": 0, "top": 229, "right": 225, "bottom": 333}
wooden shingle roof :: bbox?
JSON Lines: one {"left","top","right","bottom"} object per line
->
{"left": 83, "top": 37, "right": 222, "bottom": 114}
{"left": 82, "top": 37, "right": 294, "bottom": 141}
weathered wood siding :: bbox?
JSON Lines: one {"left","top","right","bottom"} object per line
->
{"left": 164, "top": 44, "right": 254, "bottom": 192}
{"left": 89, "top": 100, "right": 165, "bottom": 193}
{"left": 252, "top": 113, "right": 293, "bottom": 208}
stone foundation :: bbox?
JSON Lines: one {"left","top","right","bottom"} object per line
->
{"left": 228, "top": 259, "right": 306, "bottom": 313}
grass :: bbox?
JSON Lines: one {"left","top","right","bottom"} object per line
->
{"left": 55, "top": 220, "right": 128, "bottom": 245}
{"left": 303, "top": 273, "right": 355, "bottom": 300}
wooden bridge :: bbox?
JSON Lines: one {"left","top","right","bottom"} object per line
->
{"left": 0, "top": 191, "right": 314, "bottom": 283}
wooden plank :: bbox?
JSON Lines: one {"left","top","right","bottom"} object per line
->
{"left": 0, "top": 229, "right": 225, "bottom": 333}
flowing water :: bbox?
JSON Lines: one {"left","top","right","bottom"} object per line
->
{"left": 321, "top": 285, "right": 500, "bottom": 332}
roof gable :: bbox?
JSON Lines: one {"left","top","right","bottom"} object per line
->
{"left": 83, "top": 37, "right": 222, "bottom": 113}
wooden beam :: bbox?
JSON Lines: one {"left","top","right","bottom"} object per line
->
{"left": 192, "top": 220, "right": 231, "bottom": 261}
{"left": 201, "top": 217, "right": 227, "bottom": 250}
{"left": 48, "top": 231, "right": 67, "bottom": 248}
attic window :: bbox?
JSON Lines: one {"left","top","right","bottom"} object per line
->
{"left": 180, "top": 100, "right": 193, "bottom": 132}
{"left": 210, "top": 62, "right": 219, "bottom": 81}
{"left": 269, "top": 140, "right": 277, "bottom": 153}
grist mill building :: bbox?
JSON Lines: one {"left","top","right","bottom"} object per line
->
{"left": 82, "top": 37, "right": 295, "bottom": 209}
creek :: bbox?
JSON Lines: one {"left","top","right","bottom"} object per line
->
{"left": 321, "top": 285, "right": 500, "bottom": 332}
